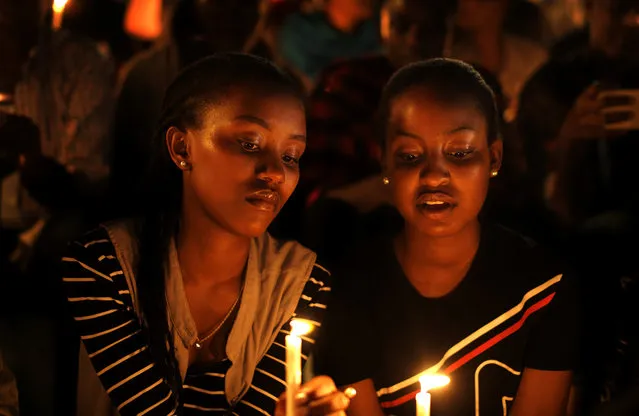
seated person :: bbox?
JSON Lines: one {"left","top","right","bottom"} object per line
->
{"left": 314, "top": 59, "right": 578, "bottom": 416}
{"left": 62, "top": 53, "right": 351, "bottom": 416}
{"left": 277, "top": 0, "right": 381, "bottom": 87}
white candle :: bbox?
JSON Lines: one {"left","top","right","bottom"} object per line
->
{"left": 285, "top": 319, "right": 313, "bottom": 416}
{"left": 416, "top": 391, "right": 431, "bottom": 416}
{"left": 416, "top": 374, "right": 450, "bottom": 416}
{"left": 52, "top": 0, "right": 69, "bottom": 30}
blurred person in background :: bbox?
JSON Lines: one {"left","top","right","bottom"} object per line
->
{"left": 504, "top": 0, "right": 554, "bottom": 44}
{"left": 516, "top": 0, "right": 639, "bottom": 412}
{"left": 0, "top": 0, "right": 39, "bottom": 100}
{"left": 517, "top": 0, "right": 639, "bottom": 228}
{"left": 12, "top": 3, "right": 116, "bottom": 268}
{"left": 0, "top": 351, "right": 18, "bottom": 416}
{"left": 274, "top": 0, "right": 455, "bottom": 260}
{"left": 61, "top": 0, "right": 139, "bottom": 69}
{"left": 448, "top": 0, "right": 548, "bottom": 120}
{"left": 111, "top": 0, "right": 266, "bottom": 219}
{"left": 277, "top": 0, "right": 382, "bottom": 89}
{"left": 8, "top": 4, "right": 119, "bottom": 409}
{"left": 539, "top": 0, "right": 587, "bottom": 51}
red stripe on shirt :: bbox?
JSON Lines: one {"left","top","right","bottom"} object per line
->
{"left": 444, "top": 292, "right": 555, "bottom": 374}
{"left": 379, "top": 293, "right": 555, "bottom": 409}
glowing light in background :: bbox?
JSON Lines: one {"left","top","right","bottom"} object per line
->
{"left": 52, "top": 0, "right": 69, "bottom": 30}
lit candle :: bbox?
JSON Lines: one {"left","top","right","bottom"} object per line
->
{"left": 52, "top": 0, "right": 69, "bottom": 30}
{"left": 285, "top": 319, "right": 314, "bottom": 416}
{"left": 416, "top": 374, "right": 450, "bottom": 416}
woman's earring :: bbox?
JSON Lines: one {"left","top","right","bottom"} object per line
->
{"left": 490, "top": 170, "right": 499, "bottom": 178}
{"left": 179, "top": 160, "right": 188, "bottom": 169}
{"left": 382, "top": 176, "right": 390, "bottom": 185}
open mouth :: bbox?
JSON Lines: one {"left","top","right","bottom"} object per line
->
{"left": 415, "top": 191, "right": 456, "bottom": 215}
{"left": 418, "top": 201, "right": 453, "bottom": 211}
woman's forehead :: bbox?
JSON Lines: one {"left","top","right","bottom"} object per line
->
{"left": 390, "top": 88, "right": 485, "bottom": 121}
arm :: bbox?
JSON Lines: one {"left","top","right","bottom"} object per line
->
{"left": 62, "top": 234, "right": 178, "bottom": 415}
{"left": 514, "top": 269, "right": 580, "bottom": 416}
{"left": 550, "top": 84, "right": 606, "bottom": 225}
{"left": 511, "top": 368, "right": 572, "bottom": 416}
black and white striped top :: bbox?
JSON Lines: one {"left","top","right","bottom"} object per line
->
{"left": 62, "top": 227, "right": 331, "bottom": 415}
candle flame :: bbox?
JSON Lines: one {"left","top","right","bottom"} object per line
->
{"left": 419, "top": 374, "right": 450, "bottom": 393}
{"left": 290, "top": 319, "right": 313, "bottom": 337}
{"left": 53, "top": 0, "right": 68, "bottom": 13}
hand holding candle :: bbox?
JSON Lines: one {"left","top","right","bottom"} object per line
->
{"left": 275, "top": 376, "right": 355, "bottom": 416}
{"left": 416, "top": 374, "right": 450, "bottom": 416}
{"left": 285, "top": 319, "right": 314, "bottom": 416}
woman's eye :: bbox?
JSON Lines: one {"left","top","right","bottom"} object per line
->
{"left": 282, "top": 154, "right": 300, "bottom": 166}
{"left": 240, "top": 141, "right": 260, "bottom": 152}
{"left": 448, "top": 150, "right": 473, "bottom": 159}
{"left": 397, "top": 153, "right": 420, "bottom": 163}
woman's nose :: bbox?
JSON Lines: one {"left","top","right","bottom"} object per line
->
{"left": 256, "top": 153, "right": 285, "bottom": 185}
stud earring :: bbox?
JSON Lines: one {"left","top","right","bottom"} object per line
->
{"left": 490, "top": 170, "right": 499, "bottom": 178}
{"left": 382, "top": 176, "right": 390, "bottom": 185}
{"left": 179, "top": 160, "right": 188, "bottom": 169}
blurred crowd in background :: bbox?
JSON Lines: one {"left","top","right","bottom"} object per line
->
{"left": 1, "top": 0, "right": 639, "bottom": 415}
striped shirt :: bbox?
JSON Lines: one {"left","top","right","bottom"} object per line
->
{"left": 62, "top": 227, "right": 331, "bottom": 415}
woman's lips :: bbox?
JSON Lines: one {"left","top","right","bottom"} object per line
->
{"left": 246, "top": 189, "right": 280, "bottom": 211}
{"left": 415, "top": 192, "right": 456, "bottom": 218}
{"left": 416, "top": 192, "right": 456, "bottom": 206}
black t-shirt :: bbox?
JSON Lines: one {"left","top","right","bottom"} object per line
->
{"left": 314, "top": 224, "right": 579, "bottom": 416}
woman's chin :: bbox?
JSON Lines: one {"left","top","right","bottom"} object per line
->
{"left": 233, "top": 219, "right": 274, "bottom": 239}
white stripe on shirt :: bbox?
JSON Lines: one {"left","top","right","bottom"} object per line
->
{"left": 137, "top": 389, "right": 172, "bottom": 416}
{"left": 183, "top": 385, "right": 225, "bottom": 395}
{"left": 74, "top": 309, "right": 118, "bottom": 321}
{"left": 107, "top": 363, "right": 155, "bottom": 394}
{"left": 255, "top": 368, "right": 286, "bottom": 386}
{"left": 97, "top": 346, "right": 148, "bottom": 376}
{"left": 117, "top": 378, "right": 165, "bottom": 411}
{"left": 240, "top": 400, "right": 270, "bottom": 416}
{"left": 62, "top": 257, "right": 114, "bottom": 282}
{"left": 81, "top": 320, "right": 133, "bottom": 340}
{"left": 89, "top": 330, "right": 141, "bottom": 358}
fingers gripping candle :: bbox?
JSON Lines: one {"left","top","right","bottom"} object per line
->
{"left": 285, "top": 319, "right": 313, "bottom": 416}
{"left": 416, "top": 374, "right": 450, "bottom": 416}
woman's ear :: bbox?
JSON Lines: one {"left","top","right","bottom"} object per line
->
{"left": 489, "top": 138, "right": 503, "bottom": 174}
{"left": 166, "top": 126, "right": 191, "bottom": 170}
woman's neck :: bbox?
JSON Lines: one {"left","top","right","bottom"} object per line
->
{"left": 396, "top": 221, "right": 481, "bottom": 297}
{"left": 400, "top": 220, "right": 481, "bottom": 271}
{"left": 176, "top": 213, "right": 250, "bottom": 287}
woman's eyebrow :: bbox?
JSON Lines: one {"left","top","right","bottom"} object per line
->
{"left": 234, "top": 114, "right": 305, "bottom": 142}
{"left": 234, "top": 114, "right": 270, "bottom": 130}
{"left": 446, "top": 125, "right": 476, "bottom": 135}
